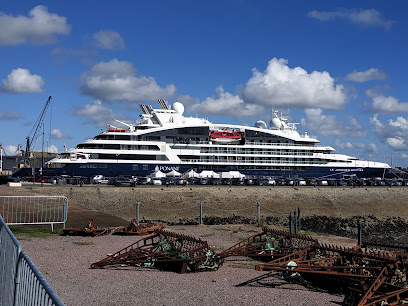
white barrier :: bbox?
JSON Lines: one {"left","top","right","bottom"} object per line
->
{"left": 7, "top": 182, "right": 22, "bottom": 187}
{"left": 0, "top": 196, "right": 68, "bottom": 230}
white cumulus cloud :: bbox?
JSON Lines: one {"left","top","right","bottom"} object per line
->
{"left": 345, "top": 68, "right": 388, "bottom": 82}
{"left": 74, "top": 99, "right": 129, "bottom": 128}
{"left": 0, "top": 5, "right": 71, "bottom": 46}
{"left": 80, "top": 59, "right": 176, "bottom": 102}
{"left": 301, "top": 108, "right": 365, "bottom": 138}
{"left": 189, "top": 86, "right": 264, "bottom": 117}
{"left": 51, "top": 129, "right": 71, "bottom": 140}
{"left": 46, "top": 145, "right": 58, "bottom": 153}
{"left": 308, "top": 8, "right": 394, "bottom": 30}
{"left": 0, "top": 110, "right": 21, "bottom": 120}
{"left": 367, "top": 89, "right": 408, "bottom": 113}
{"left": 93, "top": 30, "right": 125, "bottom": 50}
{"left": 334, "top": 139, "right": 366, "bottom": 150}
{"left": 371, "top": 114, "right": 408, "bottom": 151}
{"left": 368, "top": 143, "right": 378, "bottom": 153}
{"left": 3, "top": 145, "right": 18, "bottom": 155}
{"left": 243, "top": 58, "right": 346, "bottom": 110}
{"left": 1, "top": 68, "right": 44, "bottom": 93}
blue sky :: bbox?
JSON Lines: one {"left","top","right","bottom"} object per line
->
{"left": 1, "top": 1, "right": 408, "bottom": 167}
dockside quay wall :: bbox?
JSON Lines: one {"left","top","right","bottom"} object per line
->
{"left": 30, "top": 186, "right": 408, "bottom": 224}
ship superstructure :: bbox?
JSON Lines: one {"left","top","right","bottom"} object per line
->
{"left": 47, "top": 99, "right": 389, "bottom": 178}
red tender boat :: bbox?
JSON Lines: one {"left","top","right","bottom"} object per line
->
{"left": 107, "top": 128, "right": 127, "bottom": 132}
{"left": 210, "top": 131, "right": 242, "bottom": 144}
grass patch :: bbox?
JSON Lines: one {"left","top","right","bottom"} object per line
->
{"left": 214, "top": 228, "right": 230, "bottom": 231}
{"left": 298, "top": 230, "right": 316, "bottom": 236}
{"left": 72, "top": 241, "right": 94, "bottom": 246}
{"left": 9, "top": 226, "right": 61, "bottom": 238}
{"left": 228, "top": 263, "right": 256, "bottom": 270}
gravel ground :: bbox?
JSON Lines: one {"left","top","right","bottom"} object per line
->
{"left": 19, "top": 224, "right": 345, "bottom": 306}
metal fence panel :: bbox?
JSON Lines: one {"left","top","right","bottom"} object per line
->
{"left": 0, "top": 214, "right": 64, "bottom": 306}
{"left": 15, "top": 251, "right": 63, "bottom": 306}
{"left": 0, "top": 196, "right": 68, "bottom": 230}
{"left": 0, "top": 219, "right": 21, "bottom": 306}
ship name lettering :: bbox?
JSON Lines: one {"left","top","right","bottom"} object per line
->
{"left": 158, "top": 166, "right": 180, "bottom": 172}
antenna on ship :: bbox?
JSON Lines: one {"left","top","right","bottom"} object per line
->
{"left": 157, "top": 99, "right": 169, "bottom": 110}
{"left": 140, "top": 104, "right": 149, "bottom": 114}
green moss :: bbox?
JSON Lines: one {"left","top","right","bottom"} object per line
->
{"left": 9, "top": 226, "right": 62, "bottom": 238}
{"left": 72, "top": 241, "right": 94, "bottom": 246}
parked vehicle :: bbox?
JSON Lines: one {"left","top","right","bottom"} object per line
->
{"left": 208, "top": 178, "right": 221, "bottom": 185}
{"left": 244, "top": 178, "right": 254, "bottom": 185}
{"left": 200, "top": 178, "right": 209, "bottom": 185}
{"left": 187, "top": 177, "right": 201, "bottom": 185}
{"left": 0, "top": 175, "right": 19, "bottom": 185}
{"left": 114, "top": 178, "right": 134, "bottom": 187}
{"left": 152, "top": 178, "right": 162, "bottom": 185}
{"left": 316, "top": 180, "right": 328, "bottom": 186}
{"left": 221, "top": 178, "right": 232, "bottom": 185}
{"left": 276, "top": 178, "right": 287, "bottom": 186}
{"left": 231, "top": 178, "right": 244, "bottom": 185}
{"left": 92, "top": 175, "right": 105, "bottom": 184}
{"left": 138, "top": 177, "right": 152, "bottom": 185}
{"left": 297, "top": 179, "right": 306, "bottom": 186}
{"left": 337, "top": 179, "right": 347, "bottom": 186}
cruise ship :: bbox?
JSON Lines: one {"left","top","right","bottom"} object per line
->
{"left": 46, "top": 99, "right": 389, "bottom": 179}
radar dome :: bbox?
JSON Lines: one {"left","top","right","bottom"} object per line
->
{"left": 172, "top": 102, "right": 184, "bottom": 114}
{"left": 254, "top": 120, "right": 267, "bottom": 129}
{"left": 270, "top": 118, "right": 282, "bottom": 129}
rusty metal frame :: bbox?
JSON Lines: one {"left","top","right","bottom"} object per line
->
{"left": 256, "top": 241, "right": 408, "bottom": 305}
{"left": 62, "top": 219, "right": 112, "bottom": 236}
{"left": 91, "top": 230, "right": 223, "bottom": 273}
{"left": 112, "top": 220, "right": 164, "bottom": 235}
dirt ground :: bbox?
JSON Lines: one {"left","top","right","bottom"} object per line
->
{"left": 4, "top": 184, "right": 389, "bottom": 305}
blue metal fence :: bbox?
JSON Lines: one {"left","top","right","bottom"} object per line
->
{"left": 0, "top": 214, "right": 64, "bottom": 305}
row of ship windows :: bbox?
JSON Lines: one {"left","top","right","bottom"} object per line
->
{"left": 76, "top": 144, "right": 323, "bottom": 155}
{"left": 77, "top": 144, "right": 160, "bottom": 151}
{"left": 79, "top": 164, "right": 149, "bottom": 170}
{"left": 86, "top": 154, "right": 168, "bottom": 161}
{"left": 93, "top": 134, "right": 313, "bottom": 147}
{"left": 200, "top": 148, "right": 317, "bottom": 155}
{"left": 181, "top": 157, "right": 332, "bottom": 164}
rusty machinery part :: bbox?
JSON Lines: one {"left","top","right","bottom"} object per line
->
{"left": 62, "top": 219, "right": 112, "bottom": 236}
{"left": 362, "top": 238, "right": 408, "bottom": 253}
{"left": 256, "top": 242, "right": 408, "bottom": 305}
{"left": 218, "top": 227, "right": 317, "bottom": 261}
{"left": 112, "top": 220, "right": 164, "bottom": 235}
{"left": 91, "top": 229, "right": 223, "bottom": 273}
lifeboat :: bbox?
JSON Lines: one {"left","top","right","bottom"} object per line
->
{"left": 210, "top": 131, "right": 242, "bottom": 144}
{"left": 107, "top": 128, "right": 127, "bottom": 132}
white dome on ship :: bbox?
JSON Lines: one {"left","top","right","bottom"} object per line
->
{"left": 254, "top": 120, "right": 267, "bottom": 129}
{"left": 172, "top": 102, "right": 184, "bottom": 114}
{"left": 270, "top": 118, "right": 282, "bottom": 129}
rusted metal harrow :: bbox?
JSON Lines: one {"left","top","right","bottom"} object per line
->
{"left": 62, "top": 219, "right": 163, "bottom": 236}
{"left": 218, "top": 227, "right": 317, "bottom": 261}
{"left": 112, "top": 219, "right": 164, "bottom": 235}
{"left": 89, "top": 226, "right": 408, "bottom": 304}
{"left": 91, "top": 230, "right": 223, "bottom": 273}
{"left": 91, "top": 227, "right": 316, "bottom": 273}
{"left": 256, "top": 240, "right": 408, "bottom": 305}
{"left": 62, "top": 219, "right": 112, "bottom": 236}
